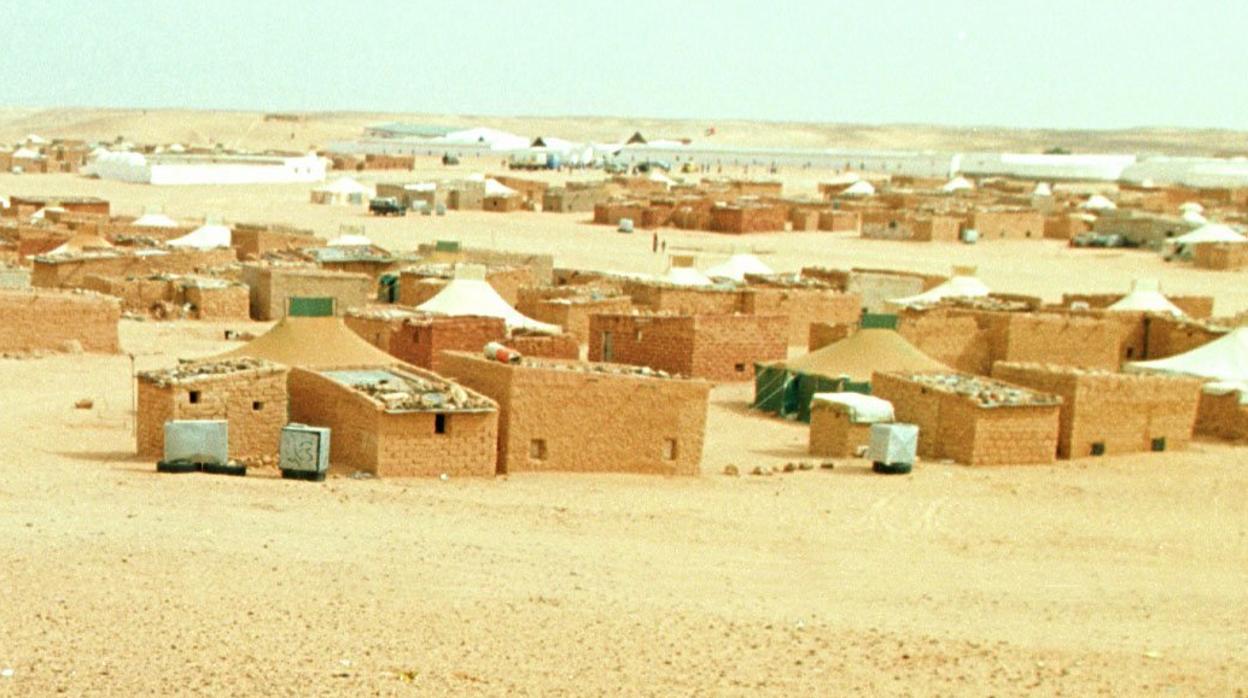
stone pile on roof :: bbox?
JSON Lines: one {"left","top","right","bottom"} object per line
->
{"left": 139, "top": 357, "right": 281, "bottom": 387}
{"left": 344, "top": 369, "right": 492, "bottom": 412}
{"left": 901, "top": 372, "right": 1061, "bottom": 408}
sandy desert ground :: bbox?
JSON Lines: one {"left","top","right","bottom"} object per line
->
{"left": 1, "top": 115, "right": 1247, "bottom": 694}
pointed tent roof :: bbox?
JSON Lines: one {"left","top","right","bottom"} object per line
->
{"left": 941, "top": 176, "right": 974, "bottom": 193}
{"left": 12, "top": 147, "right": 42, "bottom": 159}
{"left": 1126, "top": 328, "right": 1248, "bottom": 383}
{"left": 1108, "top": 280, "right": 1183, "bottom": 317}
{"left": 416, "top": 265, "right": 559, "bottom": 334}
{"left": 1033, "top": 182, "right": 1053, "bottom": 197}
{"left": 315, "top": 176, "right": 373, "bottom": 195}
{"left": 132, "top": 212, "right": 179, "bottom": 228}
{"left": 1082, "top": 194, "right": 1117, "bottom": 210}
{"left": 47, "top": 231, "right": 115, "bottom": 256}
{"left": 662, "top": 266, "right": 714, "bottom": 287}
{"left": 168, "top": 223, "right": 232, "bottom": 249}
{"left": 840, "top": 180, "right": 876, "bottom": 197}
{"left": 1173, "top": 223, "right": 1247, "bottom": 245}
{"left": 705, "top": 253, "right": 774, "bottom": 282}
{"left": 1182, "top": 210, "right": 1208, "bottom": 224}
{"left": 774, "top": 329, "right": 948, "bottom": 382}
{"left": 888, "top": 275, "right": 990, "bottom": 309}
{"left": 626, "top": 131, "right": 647, "bottom": 145}
{"left": 1179, "top": 201, "right": 1204, "bottom": 214}
{"left": 211, "top": 316, "right": 400, "bottom": 369}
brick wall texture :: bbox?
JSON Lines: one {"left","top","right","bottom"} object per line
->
{"left": 0, "top": 290, "right": 120, "bottom": 353}
{"left": 587, "top": 313, "right": 787, "bottom": 381}
{"left": 439, "top": 352, "right": 710, "bottom": 475}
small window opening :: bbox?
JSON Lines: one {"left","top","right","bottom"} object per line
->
{"left": 1090, "top": 442, "right": 1105, "bottom": 456}
{"left": 735, "top": 363, "right": 746, "bottom": 372}
{"left": 1151, "top": 437, "right": 1166, "bottom": 452}
{"left": 252, "top": 401, "right": 263, "bottom": 411}
{"left": 435, "top": 414, "right": 447, "bottom": 434}
{"left": 663, "top": 438, "right": 678, "bottom": 460}
{"left": 530, "top": 439, "right": 547, "bottom": 460}
{"left": 189, "top": 390, "right": 201, "bottom": 404}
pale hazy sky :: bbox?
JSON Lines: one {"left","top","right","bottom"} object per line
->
{"left": 3, "top": 0, "right": 1245, "bottom": 130}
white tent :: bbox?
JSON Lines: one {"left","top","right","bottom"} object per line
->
{"left": 1032, "top": 182, "right": 1053, "bottom": 197}
{"left": 888, "top": 275, "right": 990, "bottom": 308}
{"left": 1126, "top": 328, "right": 1248, "bottom": 382}
{"left": 168, "top": 223, "right": 231, "bottom": 249}
{"left": 1179, "top": 201, "right": 1204, "bottom": 214}
{"left": 1081, "top": 194, "right": 1117, "bottom": 210}
{"left": 1172, "top": 223, "right": 1247, "bottom": 245}
{"left": 132, "top": 212, "right": 179, "bottom": 228}
{"left": 328, "top": 234, "right": 374, "bottom": 247}
{"left": 12, "top": 147, "right": 42, "bottom": 160}
{"left": 810, "top": 392, "right": 895, "bottom": 424}
{"left": 484, "top": 178, "right": 517, "bottom": 197}
{"left": 840, "top": 180, "right": 876, "bottom": 197}
{"left": 416, "top": 265, "right": 559, "bottom": 334}
{"left": 647, "top": 170, "right": 676, "bottom": 187}
{"left": 24, "top": 134, "right": 47, "bottom": 145}
{"left": 705, "top": 253, "right": 773, "bottom": 282}
{"left": 311, "top": 176, "right": 375, "bottom": 205}
{"left": 1106, "top": 280, "right": 1185, "bottom": 316}
{"left": 662, "top": 266, "right": 715, "bottom": 287}
{"left": 437, "top": 127, "right": 530, "bottom": 151}
{"left": 1182, "top": 210, "right": 1208, "bottom": 224}
{"left": 941, "top": 176, "right": 974, "bottom": 193}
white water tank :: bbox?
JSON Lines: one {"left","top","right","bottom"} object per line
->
{"left": 280, "top": 424, "right": 331, "bottom": 481}
{"left": 163, "top": 420, "right": 229, "bottom": 465}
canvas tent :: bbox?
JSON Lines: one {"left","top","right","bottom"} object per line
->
{"left": 705, "top": 253, "right": 773, "bottom": 282}
{"left": 941, "top": 176, "right": 974, "bottom": 193}
{"left": 754, "top": 328, "right": 947, "bottom": 422}
{"left": 1172, "top": 223, "right": 1246, "bottom": 245}
{"left": 328, "top": 233, "right": 374, "bottom": 247}
{"left": 416, "top": 265, "right": 560, "bottom": 334}
{"left": 1081, "top": 194, "right": 1117, "bottom": 211}
{"left": 810, "top": 392, "right": 895, "bottom": 423}
{"left": 46, "top": 231, "right": 114, "bottom": 256}
{"left": 662, "top": 266, "right": 715, "bottom": 287}
{"left": 168, "top": 223, "right": 231, "bottom": 249}
{"left": 132, "top": 212, "right": 179, "bottom": 228}
{"left": 212, "top": 316, "right": 400, "bottom": 369}
{"left": 840, "top": 180, "right": 876, "bottom": 197}
{"left": 1126, "top": 328, "right": 1248, "bottom": 383}
{"left": 887, "top": 274, "right": 990, "bottom": 309}
{"left": 1106, "top": 280, "right": 1185, "bottom": 316}
{"left": 311, "top": 177, "right": 375, "bottom": 205}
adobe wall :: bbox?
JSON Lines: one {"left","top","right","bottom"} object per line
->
{"left": 845, "top": 272, "right": 928, "bottom": 313}
{"left": 287, "top": 366, "right": 498, "bottom": 477}
{"left": 344, "top": 312, "right": 506, "bottom": 373}
{"left": 507, "top": 332, "right": 579, "bottom": 360}
{"left": 1144, "top": 315, "right": 1225, "bottom": 360}
{"left": 990, "top": 312, "right": 1122, "bottom": 370}
{"left": 808, "top": 404, "right": 873, "bottom": 458}
{"left": 529, "top": 296, "right": 633, "bottom": 344}
{"left": 871, "top": 372, "right": 1060, "bottom": 465}
{"left": 1195, "top": 391, "right": 1248, "bottom": 440}
{"left": 1193, "top": 242, "right": 1248, "bottom": 271}
{"left": 622, "top": 281, "right": 741, "bottom": 315}
{"left": 397, "top": 266, "right": 533, "bottom": 307}
{"left": 992, "top": 362, "right": 1200, "bottom": 459}
{"left": 246, "top": 266, "right": 373, "bottom": 320}
{"left": 0, "top": 290, "right": 120, "bottom": 353}
{"left": 136, "top": 364, "right": 288, "bottom": 464}
{"left": 413, "top": 245, "right": 554, "bottom": 284}
{"left": 739, "top": 287, "right": 862, "bottom": 345}
{"left": 230, "top": 226, "right": 325, "bottom": 260}
{"left": 184, "top": 284, "right": 250, "bottom": 320}
{"left": 816, "top": 210, "right": 862, "bottom": 233}
{"left": 438, "top": 352, "right": 709, "bottom": 475}
{"left": 897, "top": 313, "right": 989, "bottom": 374}
{"left": 708, "top": 205, "right": 787, "bottom": 233}
{"left": 973, "top": 210, "right": 1046, "bottom": 240}
{"left": 587, "top": 314, "right": 787, "bottom": 382}
{"left": 809, "top": 321, "right": 854, "bottom": 351}
{"left": 1060, "top": 293, "right": 1214, "bottom": 319}
{"left": 30, "top": 248, "right": 237, "bottom": 290}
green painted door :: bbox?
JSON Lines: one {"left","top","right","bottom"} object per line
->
{"left": 288, "top": 297, "right": 335, "bottom": 317}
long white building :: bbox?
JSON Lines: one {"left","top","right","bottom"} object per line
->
{"left": 90, "top": 151, "right": 327, "bottom": 185}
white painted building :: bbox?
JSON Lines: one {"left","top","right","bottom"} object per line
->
{"left": 91, "top": 151, "right": 327, "bottom": 185}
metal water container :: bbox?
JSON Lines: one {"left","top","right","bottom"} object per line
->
{"left": 280, "top": 424, "right": 331, "bottom": 481}
{"left": 162, "top": 420, "right": 228, "bottom": 472}
{"left": 961, "top": 228, "right": 979, "bottom": 244}
{"left": 618, "top": 218, "right": 635, "bottom": 233}
{"left": 867, "top": 423, "right": 918, "bottom": 474}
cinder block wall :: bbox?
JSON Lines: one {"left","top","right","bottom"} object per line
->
{"left": 439, "top": 352, "right": 709, "bottom": 475}
{"left": 740, "top": 287, "right": 861, "bottom": 345}
{"left": 809, "top": 404, "right": 872, "bottom": 458}
{"left": 253, "top": 267, "right": 373, "bottom": 320}
{"left": 136, "top": 365, "right": 289, "bottom": 463}
{"left": 0, "top": 290, "right": 120, "bottom": 353}
{"left": 588, "top": 314, "right": 786, "bottom": 381}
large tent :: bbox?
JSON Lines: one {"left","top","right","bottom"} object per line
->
{"left": 1106, "top": 280, "right": 1185, "bottom": 316}
{"left": 662, "top": 266, "right": 715, "bottom": 287}
{"left": 1126, "top": 328, "right": 1248, "bottom": 383}
{"left": 887, "top": 274, "right": 990, "bottom": 309}
{"left": 310, "top": 177, "right": 374, "bottom": 205}
{"left": 839, "top": 180, "right": 876, "bottom": 197}
{"left": 46, "top": 231, "right": 115, "bottom": 256}
{"left": 416, "top": 265, "right": 559, "bottom": 334}
{"left": 941, "top": 176, "right": 974, "bottom": 193}
{"left": 705, "top": 253, "right": 773, "bottom": 282}
{"left": 132, "top": 212, "right": 179, "bottom": 228}
{"left": 1081, "top": 194, "right": 1117, "bottom": 211}
{"left": 1172, "top": 223, "right": 1246, "bottom": 245}
{"left": 753, "top": 328, "right": 948, "bottom": 422}
{"left": 168, "top": 223, "right": 231, "bottom": 249}
{"left": 211, "top": 316, "right": 400, "bottom": 369}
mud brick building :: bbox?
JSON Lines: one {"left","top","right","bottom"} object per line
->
{"left": 739, "top": 284, "right": 862, "bottom": 345}
{"left": 80, "top": 275, "right": 249, "bottom": 320}
{"left": 992, "top": 362, "right": 1200, "bottom": 459}
{"left": 439, "top": 352, "right": 709, "bottom": 475}
{"left": 286, "top": 365, "right": 498, "bottom": 477}
{"left": 708, "top": 203, "right": 788, "bottom": 233}
{"left": 542, "top": 182, "right": 610, "bottom": 212}
{"left": 808, "top": 395, "right": 892, "bottom": 458}
{"left": 1195, "top": 387, "right": 1248, "bottom": 440}
{"left": 5, "top": 196, "right": 110, "bottom": 217}
{"left": 1192, "top": 242, "right": 1248, "bottom": 271}
{"left": 241, "top": 265, "right": 373, "bottom": 320}
{"left": 520, "top": 294, "right": 634, "bottom": 344}
{"left": 30, "top": 248, "right": 238, "bottom": 290}
{"left": 872, "top": 371, "right": 1061, "bottom": 465}
{"left": 1142, "top": 315, "right": 1227, "bottom": 361}
{"left": 506, "top": 331, "right": 579, "bottom": 359}
{"left": 483, "top": 194, "right": 525, "bottom": 212}
{"left": 345, "top": 309, "right": 507, "bottom": 373}
{"left": 305, "top": 246, "right": 406, "bottom": 282}
{"left": 230, "top": 224, "right": 325, "bottom": 260}
{"left": 972, "top": 209, "right": 1046, "bottom": 240}
{"left": 1060, "top": 292, "right": 1214, "bottom": 319}
{"left": 0, "top": 289, "right": 121, "bottom": 353}
{"left": 398, "top": 264, "right": 532, "bottom": 307}
{"left": 622, "top": 280, "right": 741, "bottom": 315}
{"left": 491, "top": 175, "right": 548, "bottom": 206}
{"left": 414, "top": 244, "right": 554, "bottom": 285}
{"left": 136, "top": 358, "right": 288, "bottom": 464}
{"left": 816, "top": 210, "right": 862, "bottom": 233}
{"left": 802, "top": 267, "right": 946, "bottom": 314}
{"left": 587, "top": 313, "right": 787, "bottom": 381}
